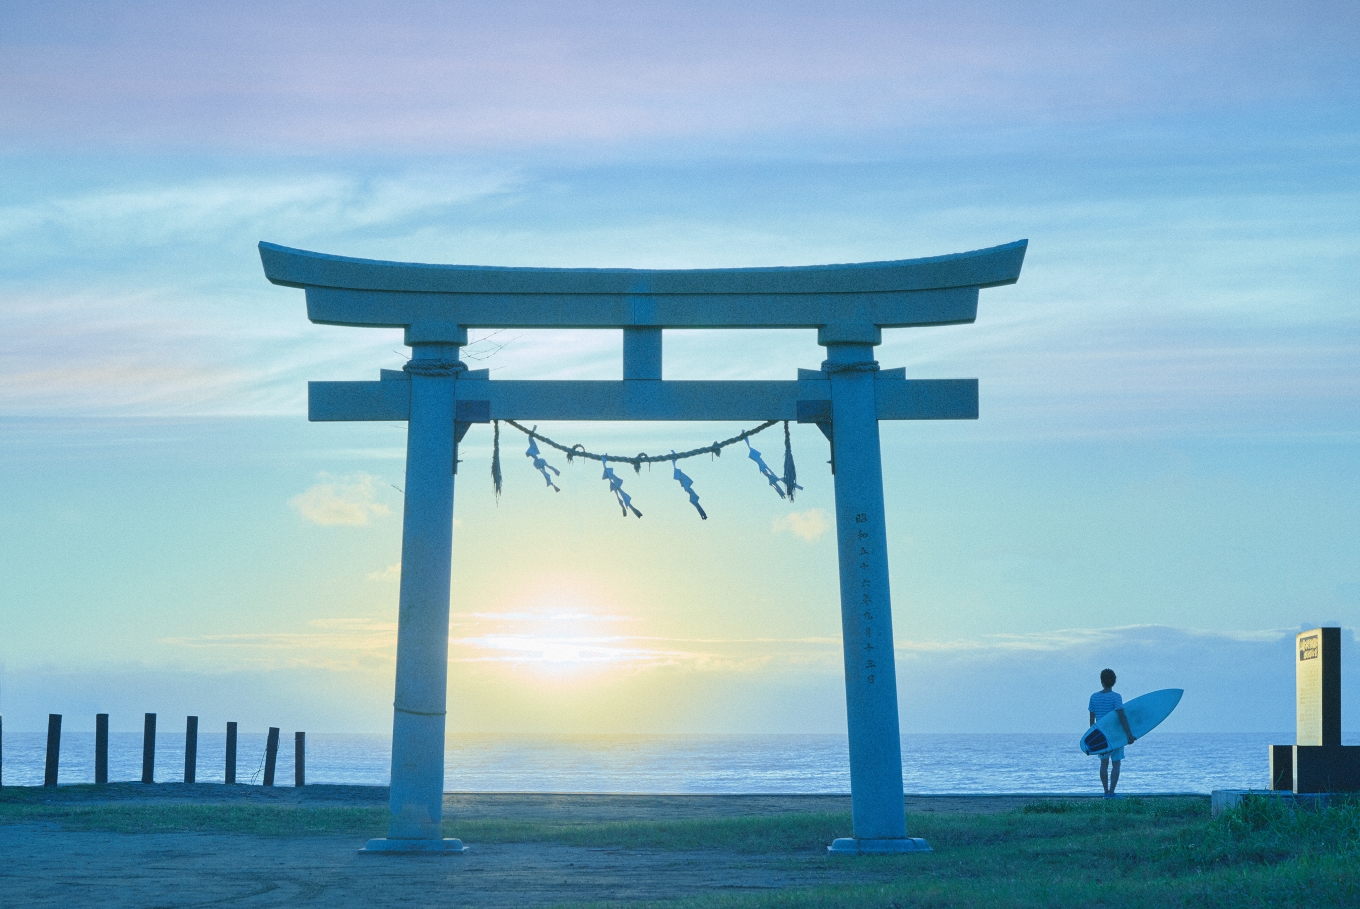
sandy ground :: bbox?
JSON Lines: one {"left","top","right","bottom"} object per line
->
{"left": 0, "top": 785, "right": 1117, "bottom": 909}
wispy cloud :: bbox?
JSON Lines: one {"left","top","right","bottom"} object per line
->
{"left": 895, "top": 625, "right": 1292, "bottom": 654}
{"left": 453, "top": 611, "right": 637, "bottom": 623}
{"left": 367, "top": 563, "right": 401, "bottom": 582}
{"left": 290, "top": 472, "right": 391, "bottom": 526}
{"left": 772, "top": 508, "right": 830, "bottom": 542}
{"left": 451, "top": 634, "right": 694, "bottom": 666}
{"left": 446, "top": 609, "right": 837, "bottom": 671}
{"left": 143, "top": 621, "right": 1340, "bottom": 731}
{"left": 0, "top": 171, "right": 517, "bottom": 257}
{"left": 2, "top": 1, "right": 1352, "bottom": 151}
{"left": 157, "top": 617, "right": 397, "bottom": 670}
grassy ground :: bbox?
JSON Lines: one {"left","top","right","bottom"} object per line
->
{"left": 3, "top": 793, "right": 1357, "bottom": 907}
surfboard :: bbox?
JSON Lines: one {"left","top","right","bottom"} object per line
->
{"left": 1080, "top": 688, "right": 1183, "bottom": 755}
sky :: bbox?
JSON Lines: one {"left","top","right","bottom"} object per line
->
{"left": 1, "top": 0, "right": 1358, "bottom": 740}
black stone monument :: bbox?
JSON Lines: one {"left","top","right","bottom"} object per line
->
{"left": 1269, "top": 627, "right": 1360, "bottom": 793}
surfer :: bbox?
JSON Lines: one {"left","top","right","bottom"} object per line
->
{"left": 1088, "top": 668, "right": 1135, "bottom": 797}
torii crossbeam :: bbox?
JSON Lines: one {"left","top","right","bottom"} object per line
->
{"left": 261, "top": 238, "right": 1026, "bottom": 854}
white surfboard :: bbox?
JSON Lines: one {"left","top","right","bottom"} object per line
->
{"left": 1079, "top": 688, "right": 1183, "bottom": 755}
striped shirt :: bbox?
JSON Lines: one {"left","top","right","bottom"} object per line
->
{"left": 1089, "top": 690, "right": 1124, "bottom": 720}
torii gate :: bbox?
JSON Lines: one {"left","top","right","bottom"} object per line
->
{"left": 260, "top": 238, "right": 1026, "bottom": 854}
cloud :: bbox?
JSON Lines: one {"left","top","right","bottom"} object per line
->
{"left": 123, "top": 622, "right": 1350, "bottom": 733}
{"left": 453, "top": 611, "right": 636, "bottom": 622}
{"left": 2, "top": 1, "right": 1352, "bottom": 152}
{"left": 445, "top": 609, "right": 831, "bottom": 672}
{"left": 451, "top": 634, "right": 694, "bottom": 667}
{"left": 887, "top": 624, "right": 1330, "bottom": 733}
{"left": 157, "top": 617, "right": 398, "bottom": 671}
{"left": 290, "top": 473, "right": 391, "bottom": 526}
{"left": 0, "top": 171, "right": 515, "bottom": 256}
{"left": 367, "top": 563, "right": 401, "bottom": 581}
{"left": 772, "top": 508, "right": 830, "bottom": 542}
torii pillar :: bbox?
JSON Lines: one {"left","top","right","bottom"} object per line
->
{"left": 385, "top": 324, "right": 468, "bottom": 849}
{"left": 260, "top": 239, "right": 1027, "bottom": 854}
{"left": 820, "top": 322, "right": 916, "bottom": 850}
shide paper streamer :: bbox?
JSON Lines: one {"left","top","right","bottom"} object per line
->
{"left": 524, "top": 428, "right": 561, "bottom": 492}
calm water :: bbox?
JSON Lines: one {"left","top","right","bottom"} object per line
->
{"left": 0, "top": 732, "right": 1294, "bottom": 793}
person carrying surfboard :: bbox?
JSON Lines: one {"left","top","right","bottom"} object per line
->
{"left": 1088, "top": 668, "right": 1135, "bottom": 797}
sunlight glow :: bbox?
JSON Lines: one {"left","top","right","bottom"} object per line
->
{"left": 453, "top": 633, "right": 686, "bottom": 665}
{"left": 448, "top": 596, "right": 681, "bottom": 671}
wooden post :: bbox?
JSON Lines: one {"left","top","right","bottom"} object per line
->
{"left": 141, "top": 713, "right": 156, "bottom": 783}
{"left": 95, "top": 714, "right": 109, "bottom": 784}
{"left": 184, "top": 716, "right": 198, "bottom": 784}
{"left": 44, "top": 714, "right": 62, "bottom": 786}
{"left": 295, "top": 732, "right": 305, "bottom": 787}
{"left": 225, "top": 722, "right": 237, "bottom": 784}
{"left": 263, "top": 727, "right": 279, "bottom": 786}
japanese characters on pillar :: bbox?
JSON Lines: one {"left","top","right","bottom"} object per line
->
{"left": 857, "top": 512, "right": 877, "bottom": 685}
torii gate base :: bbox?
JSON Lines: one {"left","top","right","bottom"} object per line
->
{"left": 361, "top": 837, "right": 467, "bottom": 854}
{"left": 261, "top": 239, "right": 1026, "bottom": 855}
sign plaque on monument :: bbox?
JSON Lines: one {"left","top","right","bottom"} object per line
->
{"left": 1295, "top": 628, "right": 1339, "bottom": 746}
{"left": 1269, "top": 627, "right": 1360, "bottom": 793}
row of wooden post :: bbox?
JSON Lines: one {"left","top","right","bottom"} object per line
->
{"left": 0, "top": 714, "right": 304, "bottom": 787}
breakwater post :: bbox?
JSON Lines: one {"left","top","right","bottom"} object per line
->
{"left": 295, "top": 732, "right": 305, "bottom": 787}
{"left": 263, "top": 727, "right": 279, "bottom": 786}
{"left": 141, "top": 713, "right": 156, "bottom": 783}
{"left": 95, "top": 713, "right": 109, "bottom": 784}
{"left": 44, "top": 714, "right": 61, "bottom": 786}
{"left": 225, "top": 721, "right": 237, "bottom": 784}
{"left": 184, "top": 716, "right": 198, "bottom": 784}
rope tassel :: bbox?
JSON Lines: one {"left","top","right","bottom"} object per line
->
{"left": 671, "top": 452, "right": 707, "bottom": 520}
{"left": 781, "top": 421, "right": 803, "bottom": 502}
{"left": 746, "top": 439, "right": 786, "bottom": 499}
{"left": 525, "top": 428, "right": 561, "bottom": 492}
{"left": 491, "top": 420, "right": 503, "bottom": 499}
{"left": 602, "top": 457, "right": 643, "bottom": 517}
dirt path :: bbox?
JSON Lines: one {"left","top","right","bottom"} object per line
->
{"left": 1, "top": 827, "right": 834, "bottom": 909}
{"left": 4, "top": 782, "right": 1107, "bottom": 815}
{"left": 0, "top": 786, "right": 1125, "bottom": 908}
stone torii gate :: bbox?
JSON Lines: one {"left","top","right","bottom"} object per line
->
{"left": 260, "top": 238, "right": 1026, "bottom": 854}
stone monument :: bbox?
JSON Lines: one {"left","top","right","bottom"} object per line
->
{"left": 1269, "top": 627, "right": 1360, "bottom": 793}
{"left": 260, "top": 238, "right": 1027, "bottom": 853}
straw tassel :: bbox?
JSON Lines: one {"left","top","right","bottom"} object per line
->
{"left": 491, "top": 420, "right": 503, "bottom": 499}
{"left": 781, "top": 421, "right": 802, "bottom": 501}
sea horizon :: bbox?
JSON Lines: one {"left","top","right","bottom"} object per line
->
{"left": 0, "top": 731, "right": 1324, "bottom": 795}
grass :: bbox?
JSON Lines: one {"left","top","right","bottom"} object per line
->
{"left": 556, "top": 796, "right": 1360, "bottom": 909}
{"left": 0, "top": 801, "right": 390, "bottom": 836}
{"left": 3, "top": 793, "right": 1358, "bottom": 907}
{"left": 0, "top": 797, "right": 846, "bottom": 848}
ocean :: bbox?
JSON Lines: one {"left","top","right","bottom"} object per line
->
{"left": 0, "top": 731, "right": 1301, "bottom": 793}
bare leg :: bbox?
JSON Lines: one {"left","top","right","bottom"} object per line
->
{"left": 1109, "top": 760, "right": 1121, "bottom": 795}
{"left": 1099, "top": 756, "right": 1110, "bottom": 795}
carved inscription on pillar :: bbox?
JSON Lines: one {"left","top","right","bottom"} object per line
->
{"left": 855, "top": 513, "right": 878, "bottom": 684}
